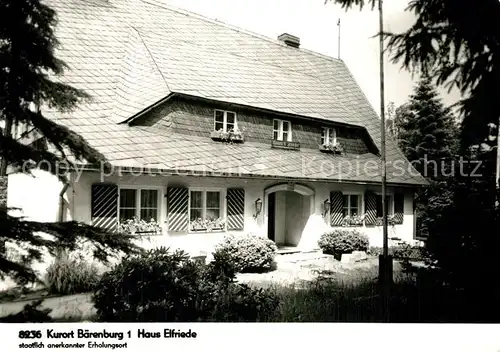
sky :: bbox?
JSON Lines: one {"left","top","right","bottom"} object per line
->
{"left": 163, "top": 0, "right": 462, "bottom": 117}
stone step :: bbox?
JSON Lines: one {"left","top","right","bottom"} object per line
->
{"left": 276, "top": 250, "right": 332, "bottom": 264}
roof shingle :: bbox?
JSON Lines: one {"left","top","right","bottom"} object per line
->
{"left": 43, "top": 0, "right": 427, "bottom": 186}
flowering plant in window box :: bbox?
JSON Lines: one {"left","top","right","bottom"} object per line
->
{"left": 375, "top": 215, "right": 396, "bottom": 226}
{"left": 319, "top": 141, "right": 344, "bottom": 154}
{"left": 118, "top": 217, "right": 162, "bottom": 235}
{"left": 342, "top": 214, "right": 365, "bottom": 227}
{"left": 190, "top": 217, "right": 225, "bottom": 232}
{"left": 210, "top": 128, "right": 244, "bottom": 143}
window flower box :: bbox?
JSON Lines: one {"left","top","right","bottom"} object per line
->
{"left": 210, "top": 128, "right": 244, "bottom": 143}
{"left": 271, "top": 140, "right": 300, "bottom": 150}
{"left": 342, "top": 215, "right": 365, "bottom": 227}
{"left": 118, "top": 217, "right": 162, "bottom": 236}
{"left": 190, "top": 218, "right": 226, "bottom": 232}
{"left": 375, "top": 216, "right": 396, "bottom": 227}
{"left": 319, "top": 141, "right": 344, "bottom": 154}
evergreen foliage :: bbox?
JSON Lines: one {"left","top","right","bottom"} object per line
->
{"left": 328, "top": 0, "right": 500, "bottom": 312}
{"left": 0, "top": 0, "right": 138, "bottom": 286}
{"left": 391, "top": 77, "right": 458, "bottom": 239}
{"left": 395, "top": 76, "right": 459, "bottom": 178}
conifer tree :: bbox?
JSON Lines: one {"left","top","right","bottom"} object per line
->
{"left": 0, "top": 0, "right": 137, "bottom": 284}
{"left": 396, "top": 75, "right": 459, "bottom": 179}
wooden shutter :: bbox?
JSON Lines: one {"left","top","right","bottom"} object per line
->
{"left": 227, "top": 188, "right": 245, "bottom": 230}
{"left": 394, "top": 193, "right": 404, "bottom": 224}
{"left": 91, "top": 183, "right": 118, "bottom": 231}
{"left": 167, "top": 187, "right": 189, "bottom": 232}
{"left": 330, "top": 191, "right": 343, "bottom": 226}
{"left": 364, "top": 191, "right": 377, "bottom": 225}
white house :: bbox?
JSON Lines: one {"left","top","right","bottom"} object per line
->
{"left": 5, "top": 0, "right": 427, "bottom": 256}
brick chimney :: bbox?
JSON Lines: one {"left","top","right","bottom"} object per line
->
{"left": 278, "top": 33, "right": 300, "bottom": 48}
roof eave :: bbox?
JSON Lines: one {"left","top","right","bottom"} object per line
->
{"left": 74, "top": 164, "right": 427, "bottom": 188}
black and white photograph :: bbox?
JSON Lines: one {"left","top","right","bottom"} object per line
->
{"left": 1, "top": 0, "right": 500, "bottom": 337}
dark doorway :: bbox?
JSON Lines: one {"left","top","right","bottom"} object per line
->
{"left": 267, "top": 192, "right": 275, "bottom": 241}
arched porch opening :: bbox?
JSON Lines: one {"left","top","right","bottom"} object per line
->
{"left": 263, "top": 183, "right": 315, "bottom": 247}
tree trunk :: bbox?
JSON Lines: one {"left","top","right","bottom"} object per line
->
{"left": 0, "top": 116, "right": 13, "bottom": 176}
{"left": 496, "top": 117, "right": 500, "bottom": 208}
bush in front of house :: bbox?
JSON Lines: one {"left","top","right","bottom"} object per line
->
{"left": 92, "top": 247, "right": 280, "bottom": 322}
{"left": 45, "top": 252, "right": 101, "bottom": 295}
{"left": 92, "top": 248, "right": 200, "bottom": 322}
{"left": 213, "top": 233, "right": 277, "bottom": 273}
{"left": 318, "top": 229, "right": 369, "bottom": 257}
{"left": 392, "top": 243, "right": 427, "bottom": 261}
{"left": 367, "top": 244, "right": 427, "bottom": 262}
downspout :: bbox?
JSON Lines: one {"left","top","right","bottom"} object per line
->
{"left": 58, "top": 182, "right": 69, "bottom": 222}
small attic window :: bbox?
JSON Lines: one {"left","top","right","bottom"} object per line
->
{"left": 321, "top": 127, "right": 337, "bottom": 145}
{"left": 273, "top": 119, "right": 292, "bottom": 142}
{"left": 214, "top": 110, "right": 237, "bottom": 132}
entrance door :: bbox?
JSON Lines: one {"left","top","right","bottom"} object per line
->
{"left": 267, "top": 193, "right": 276, "bottom": 241}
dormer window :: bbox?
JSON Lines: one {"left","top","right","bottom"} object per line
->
{"left": 214, "top": 110, "right": 237, "bottom": 132}
{"left": 273, "top": 119, "right": 292, "bottom": 141}
{"left": 321, "top": 127, "right": 336, "bottom": 145}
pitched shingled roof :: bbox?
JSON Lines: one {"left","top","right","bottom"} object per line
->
{"left": 43, "top": 0, "right": 427, "bottom": 186}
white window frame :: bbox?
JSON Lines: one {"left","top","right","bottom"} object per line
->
{"left": 342, "top": 192, "right": 364, "bottom": 217}
{"left": 188, "top": 188, "right": 226, "bottom": 232}
{"left": 117, "top": 186, "right": 162, "bottom": 222}
{"left": 273, "top": 119, "right": 292, "bottom": 142}
{"left": 375, "top": 192, "right": 395, "bottom": 216}
{"left": 321, "top": 127, "right": 337, "bottom": 145}
{"left": 214, "top": 110, "right": 237, "bottom": 132}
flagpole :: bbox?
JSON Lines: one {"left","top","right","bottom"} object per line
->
{"left": 378, "top": 0, "right": 391, "bottom": 322}
{"left": 337, "top": 19, "right": 341, "bottom": 59}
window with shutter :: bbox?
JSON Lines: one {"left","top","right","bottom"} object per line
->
{"left": 91, "top": 183, "right": 118, "bottom": 231}
{"left": 227, "top": 188, "right": 245, "bottom": 230}
{"left": 167, "top": 187, "right": 189, "bottom": 232}
{"left": 364, "top": 191, "right": 377, "bottom": 225}
{"left": 394, "top": 193, "right": 404, "bottom": 224}
{"left": 375, "top": 195, "right": 393, "bottom": 217}
{"left": 188, "top": 190, "right": 225, "bottom": 231}
{"left": 330, "top": 191, "right": 343, "bottom": 226}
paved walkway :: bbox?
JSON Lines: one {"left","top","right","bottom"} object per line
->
{"left": 236, "top": 251, "right": 381, "bottom": 287}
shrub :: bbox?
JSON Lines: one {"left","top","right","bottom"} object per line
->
{"left": 367, "top": 246, "right": 383, "bottom": 257}
{"left": 367, "top": 244, "right": 427, "bottom": 262}
{"left": 45, "top": 252, "right": 101, "bottom": 295}
{"left": 206, "top": 283, "right": 280, "bottom": 322}
{"left": 92, "top": 247, "right": 279, "bottom": 322}
{"left": 392, "top": 243, "right": 427, "bottom": 261}
{"left": 213, "top": 234, "right": 277, "bottom": 273}
{"left": 93, "top": 247, "right": 200, "bottom": 322}
{"left": 318, "top": 229, "right": 369, "bottom": 257}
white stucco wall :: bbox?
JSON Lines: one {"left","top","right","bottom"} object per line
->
{"left": 67, "top": 171, "right": 417, "bottom": 254}
{"left": 7, "top": 170, "right": 64, "bottom": 222}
